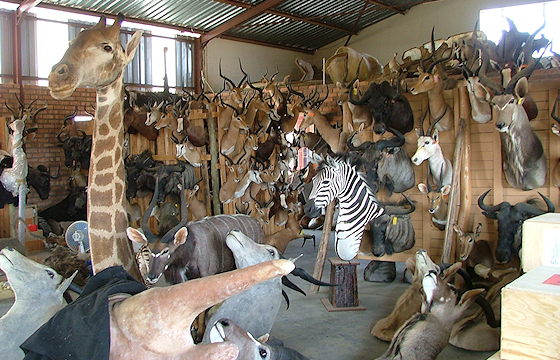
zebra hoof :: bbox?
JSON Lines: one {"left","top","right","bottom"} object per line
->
{"left": 364, "top": 261, "right": 396, "bottom": 283}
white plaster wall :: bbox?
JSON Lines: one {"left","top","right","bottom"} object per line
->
{"left": 203, "top": 0, "right": 544, "bottom": 89}
{"left": 317, "top": 0, "right": 544, "bottom": 68}
{"left": 203, "top": 38, "right": 315, "bottom": 91}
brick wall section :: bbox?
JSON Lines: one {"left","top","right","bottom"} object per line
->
{"left": 0, "top": 84, "right": 96, "bottom": 212}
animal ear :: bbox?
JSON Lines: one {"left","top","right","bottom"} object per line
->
{"left": 174, "top": 227, "right": 188, "bottom": 246}
{"left": 415, "top": 128, "right": 421, "bottom": 138}
{"left": 257, "top": 334, "right": 270, "bottom": 343}
{"left": 441, "top": 185, "right": 451, "bottom": 196}
{"left": 126, "top": 227, "right": 148, "bottom": 245}
{"left": 359, "top": 123, "right": 365, "bottom": 132}
{"left": 474, "top": 223, "right": 483, "bottom": 237}
{"left": 347, "top": 122, "right": 354, "bottom": 133}
{"left": 514, "top": 77, "right": 529, "bottom": 99}
{"left": 432, "top": 129, "right": 439, "bottom": 142}
{"left": 125, "top": 30, "right": 142, "bottom": 65}
{"left": 405, "top": 256, "right": 416, "bottom": 276}
{"left": 418, "top": 183, "right": 428, "bottom": 194}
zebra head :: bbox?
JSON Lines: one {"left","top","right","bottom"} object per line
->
{"left": 304, "top": 155, "right": 384, "bottom": 261}
{"left": 304, "top": 156, "right": 343, "bottom": 218}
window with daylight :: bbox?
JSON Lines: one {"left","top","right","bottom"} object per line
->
{"left": 480, "top": 1, "right": 560, "bottom": 57}
{"left": 0, "top": 2, "right": 198, "bottom": 89}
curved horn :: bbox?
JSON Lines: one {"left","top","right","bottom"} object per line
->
{"left": 419, "top": 26, "right": 437, "bottom": 72}
{"left": 477, "top": 189, "right": 507, "bottom": 215}
{"left": 141, "top": 176, "right": 160, "bottom": 243}
{"left": 346, "top": 132, "right": 373, "bottom": 151}
{"left": 48, "top": 165, "right": 61, "bottom": 179}
{"left": 539, "top": 191, "right": 556, "bottom": 213}
{"left": 219, "top": 59, "right": 236, "bottom": 88}
{"left": 384, "top": 193, "right": 416, "bottom": 215}
{"left": 221, "top": 152, "right": 235, "bottom": 166}
{"left": 160, "top": 176, "right": 189, "bottom": 244}
{"left": 237, "top": 58, "right": 248, "bottom": 87}
{"left": 374, "top": 127, "right": 405, "bottom": 150}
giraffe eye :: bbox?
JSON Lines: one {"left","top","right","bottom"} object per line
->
{"left": 103, "top": 45, "right": 112, "bottom": 52}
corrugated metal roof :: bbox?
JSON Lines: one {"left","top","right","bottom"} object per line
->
{"left": 35, "top": 0, "right": 437, "bottom": 53}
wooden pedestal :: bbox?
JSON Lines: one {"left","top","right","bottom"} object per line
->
{"left": 321, "top": 257, "right": 365, "bottom": 312}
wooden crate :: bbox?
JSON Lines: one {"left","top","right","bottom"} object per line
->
{"left": 523, "top": 213, "right": 560, "bottom": 272}
{"left": 501, "top": 266, "right": 560, "bottom": 360}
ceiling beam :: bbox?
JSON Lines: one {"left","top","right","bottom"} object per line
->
{"left": 219, "top": 34, "right": 314, "bottom": 54}
{"left": 200, "top": 0, "right": 288, "bottom": 45}
{"left": 17, "top": 0, "right": 42, "bottom": 24}
{"left": 366, "top": 0, "right": 406, "bottom": 15}
{"left": 211, "top": 0, "right": 356, "bottom": 35}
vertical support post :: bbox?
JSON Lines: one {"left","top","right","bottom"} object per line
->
{"left": 206, "top": 104, "right": 222, "bottom": 215}
{"left": 310, "top": 200, "right": 336, "bottom": 293}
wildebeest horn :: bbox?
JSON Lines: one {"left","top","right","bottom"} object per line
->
{"left": 515, "top": 192, "right": 556, "bottom": 216}
{"left": 478, "top": 189, "right": 508, "bottom": 215}
{"left": 48, "top": 165, "right": 61, "bottom": 179}
{"left": 374, "top": 127, "right": 405, "bottom": 150}
{"left": 384, "top": 193, "right": 416, "bottom": 215}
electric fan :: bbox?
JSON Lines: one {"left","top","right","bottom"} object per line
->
{"left": 65, "top": 220, "right": 90, "bottom": 255}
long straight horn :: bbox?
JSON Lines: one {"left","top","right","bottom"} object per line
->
{"left": 112, "top": 259, "right": 295, "bottom": 353}
{"left": 419, "top": 109, "right": 429, "bottom": 136}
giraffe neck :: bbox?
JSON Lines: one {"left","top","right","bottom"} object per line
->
{"left": 88, "top": 75, "right": 138, "bottom": 278}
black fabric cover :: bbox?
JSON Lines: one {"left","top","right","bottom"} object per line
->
{"left": 21, "top": 266, "right": 147, "bottom": 360}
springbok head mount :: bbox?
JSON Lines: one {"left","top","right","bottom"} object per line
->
{"left": 411, "top": 110, "right": 442, "bottom": 166}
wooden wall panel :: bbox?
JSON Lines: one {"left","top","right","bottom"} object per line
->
{"left": 1, "top": 70, "right": 560, "bottom": 264}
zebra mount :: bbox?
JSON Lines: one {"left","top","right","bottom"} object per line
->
{"left": 321, "top": 257, "right": 366, "bottom": 311}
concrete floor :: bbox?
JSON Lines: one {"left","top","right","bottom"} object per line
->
{"left": 0, "top": 231, "right": 496, "bottom": 360}
{"left": 271, "top": 230, "right": 496, "bottom": 360}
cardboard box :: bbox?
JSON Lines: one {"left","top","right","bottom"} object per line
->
{"left": 501, "top": 266, "right": 560, "bottom": 360}
{"left": 522, "top": 213, "right": 560, "bottom": 272}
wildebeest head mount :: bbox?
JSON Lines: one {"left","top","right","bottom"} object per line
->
{"left": 478, "top": 189, "right": 555, "bottom": 263}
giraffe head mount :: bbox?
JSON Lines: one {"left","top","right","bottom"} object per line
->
{"left": 48, "top": 14, "right": 142, "bottom": 100}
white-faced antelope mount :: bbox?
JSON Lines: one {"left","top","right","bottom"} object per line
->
{"left": 411, "top": 112, "right": 452, "bottom": 188}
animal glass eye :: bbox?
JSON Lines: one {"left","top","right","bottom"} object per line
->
{"left": 45, "top": 269, "right": 55, "bottom": 279}
{"left": 259, "top": 348, "right": 268, "bottom": 358}
{"left": 424, "top": 141, "right": 430, "bottom": 145}
{"left": 103, "top": 45, "right": 112, "bottom": 52}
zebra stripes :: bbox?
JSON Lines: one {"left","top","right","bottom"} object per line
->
{"left": 307, "top": 156, "right": 384, "bottom": 260}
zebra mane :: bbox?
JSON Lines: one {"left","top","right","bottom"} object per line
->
{"left": 320, "top": 152, "right": 377, "bottom": 197}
